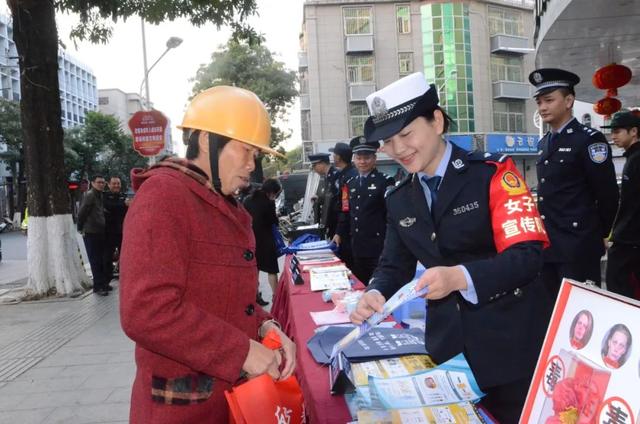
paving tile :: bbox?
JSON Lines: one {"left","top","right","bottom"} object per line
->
{"left": 37, "top": 352, "right": 113, "bottom": 368}
{"left": 0, "top": 408, "right": 54, "bottom": 424}
{"left": 105, "top": 387, "right": 132, "bottom": 404}
{"left": 0, "top": 375, "right": 87, "bottom": 395}
{"left": 16, "top": 365, "right": 65, "bottom": 380}
{"left": 44, "top": 402, "right": 129, "bottom": 424}
{"left": 16, "top": 387, "right": 112, "bottom": 410}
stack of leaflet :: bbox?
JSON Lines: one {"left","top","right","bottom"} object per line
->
{"left": 346, "top": 354, "right": 493, "bottom": 424}
{"left": 309, "top": 265, "right": 351, "bottom": 291}
{"left": 296, "top": 250, "right": 343, "bottom": 272}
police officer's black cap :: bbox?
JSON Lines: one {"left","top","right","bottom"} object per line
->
{"left": 308, "top": 153, "right": 330, "bottom": 164}
{"left": 600, "top": 111, "right": 640, "bottom": 129}
{"left": 363, "top": 72, "right": 439, "bottom": 143}
{"left": 529, "top": 68, "right": 580, "bottom": 97}
{"left": 328, "top": 142, "right": 352, "bottom": 158}
{"left": 350, "top": 135, "right": 380, "bottom": 154}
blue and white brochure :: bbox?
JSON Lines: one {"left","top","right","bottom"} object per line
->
{"left": 368, "top": 353, "right": 485, "bottom": 409}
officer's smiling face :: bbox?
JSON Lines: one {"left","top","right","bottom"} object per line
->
{"left": 354, "top": 152, "right": 376, "bottom": 174}
{"left": 535, "top": 90, "right": 574, "bottom": 127}
{"left": 381, "top": 113, "right": 446, "bottom": 175}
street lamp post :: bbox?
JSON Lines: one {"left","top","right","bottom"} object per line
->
{"left": 139, "top": 19, "right": 183, "bottom": 164}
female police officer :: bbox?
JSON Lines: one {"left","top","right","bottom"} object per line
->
{"left": 350, "top": 73, "right": 549, "bottom": 423}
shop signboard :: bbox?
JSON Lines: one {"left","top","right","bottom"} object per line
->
{"left": 486, "top": 133, "right": 540, "bottom": 155}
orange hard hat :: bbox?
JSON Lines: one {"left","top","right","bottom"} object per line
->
{"left": 178, "top": 85, "right": 283, "bottom": 157}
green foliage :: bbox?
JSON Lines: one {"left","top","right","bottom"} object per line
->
{"left": 55, "top": 0, "right": 259, "bottom": 44}
{"left": 63, "top": 111, "right": 147, "bottom": 187}
{"left": 190, "top": 38, "right": 298, "bottom": 150}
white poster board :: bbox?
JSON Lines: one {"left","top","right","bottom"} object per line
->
{"left": 522, "top": 279, "right": 640, "bottom": 424}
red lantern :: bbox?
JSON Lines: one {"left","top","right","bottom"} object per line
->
{"left": 631, "top": 109, "right": 640, "bottom": 119}
{"left": 592, "top": 64, "right": 632, "bottom": 97}
{"left": 593, "top": 97, "right": 622, "bottom": 117}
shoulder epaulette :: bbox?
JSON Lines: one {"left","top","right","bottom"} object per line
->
{"left": 385, "top": 174, "right": 411, "bottom": 198}
{"left": 466, "top": 150, "right": 507, "bottom": 163}
{"left": 580, "top": 125, "right": 601, "bottom": 138}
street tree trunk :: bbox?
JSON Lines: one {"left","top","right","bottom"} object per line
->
{"left": 9, "top": 0, "right": 89, "bottom": 296}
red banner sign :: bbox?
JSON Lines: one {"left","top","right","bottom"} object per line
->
{"left": 128, "top": 110, "right": 168, "bottom": 157}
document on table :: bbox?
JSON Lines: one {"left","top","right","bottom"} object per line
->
{"left": 309, "top": 308, "right": 352, "bottom": 325}
{"left": 356, "top": 402, "right": 487, "bottom": 424}
{"left": 368, "top": 354, "right": 484, "bottom": 410}
{"left": 330, "top": 278, "right": 427, "bottom": 359}
{"left": 309, "top": 267, "right": 351, "bottom": 291}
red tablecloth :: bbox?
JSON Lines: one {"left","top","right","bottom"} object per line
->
{"left": 272, "top": 255, "right": 363, "bottom": 424}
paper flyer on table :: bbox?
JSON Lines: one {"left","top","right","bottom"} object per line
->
{"left": 357, "top": 402, "right": 487, "bottom": 424}
{"left": 330, "top": 278, "right": 427, "bottom": 359}
{"left": 351, "top": 355, "right": 436, "bottom": 386}
{"left": 309, "top": 268, "right": 351, "bottom": 291}
{"left": 368, "top": 353, "right": 484, "bottom": 410}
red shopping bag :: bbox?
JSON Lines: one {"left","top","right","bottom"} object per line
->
{"left": 225, "top": 330, "right": 305, "bottom": 424}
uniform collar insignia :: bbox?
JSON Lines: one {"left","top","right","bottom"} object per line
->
{"left": 567, "top": 128, "right": 574, "bottom": 134}
{"left": 452, "top": 158, "right": 464, "bottom": 170}
{"left": 399, "top": 217, "right": 416, "bottom": 227}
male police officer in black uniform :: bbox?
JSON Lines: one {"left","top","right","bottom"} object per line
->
{"left": 309, "top": 153, "right": 337, "bottom": 228}
{"left": 530, "top": 68, "right": 618, "bottom": 300}
{"left": 335, "top": 136, "right": 395, "bottom": 284}
{"left": 328, "top": 142, "right": 358, "bottom": 269}
{"left": 602, "top": 111, "right": 640, "bottom": 299}
{"left": 350, "top": 72, "right": 549, "bottom": 423}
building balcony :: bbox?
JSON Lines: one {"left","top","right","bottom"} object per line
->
{"left": 345, "top": 35, "right": 374, "bottom": 54}
{"left": 490, "top": 34, "right": 533, "bottom": 55}
{"left": 298, "top": 51, "right": 308, "bottom": 69}
{"left": 349, "top": 83, "right": 376, "bottom": 102}
{"left": 492, "top": 81, "right": 531, "bottom": 100}
{"left": 300, "top": 94, "right": 310, "bottom": 110}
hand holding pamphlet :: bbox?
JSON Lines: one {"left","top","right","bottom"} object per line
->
{"left": 331, "top": 279, "right": 428, "bottom": 359}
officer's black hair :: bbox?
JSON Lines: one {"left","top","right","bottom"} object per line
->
{"left": 184, "top": 130, "right": 230, "bottom": 159}
{"left": 90, "top": 174, "right": 105, "bottom": 182}
{"left": 260, "top": 178, "right": 282, "bottom": 196}
{"left": 108, "top": 175, "right": 121, "bottom": 182}
{"left": 335, "top": 150, "right": 353, "bottom": 165}
{"left": 420, "top": 106, "right": 454, "bottom": 134}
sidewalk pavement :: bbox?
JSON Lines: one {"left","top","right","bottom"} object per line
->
{"left": 0, "top": 268, "right": 275, "bottom": 424}
{"left": 0, "top": 259, "right": 28, "bottom": 288}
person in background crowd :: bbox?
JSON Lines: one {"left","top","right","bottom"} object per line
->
{"left": 103, "top": 175, "right": 129, "bottom": 286}
{"left": 329, "top": 142, "right": 357, "bottom": 269}
{"left": 602, "top": 111, "right": 640, "bottom": 299}
{"left": 77, "top": 174, "right": 109, "bottom": 296}
{"left": 309, "top": 153, "right": 337, "bottom": 228}
{"left": 335, "top": 136, "right": 395, "bottom": 284}
{"left": 529, "top": 68, "right": 618, "bottom": 302}
{"left": 244, "top": 178, "right": 282, "bottom": 306}
{"left": 350, "top": 72, "right": 550, "bottom": 423}
{"left": 119, "top": 86, "right": 295, "bottom": 423}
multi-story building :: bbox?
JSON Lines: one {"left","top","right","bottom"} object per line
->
{"left": 58, "top": 51, "right": 98, "bottom": 128}
{"left": 0, "top": 14, "right": 98, "bottom": 129}
{"left": 300, "top": 0, "right": 540, "bottom": 185}
{"left": 0, "top": 14, "right": 98, "bottom": 216}
{"left": 97, "top": 88, "right": 146, "bottom": 134}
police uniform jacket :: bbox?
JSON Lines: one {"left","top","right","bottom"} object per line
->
{"left": 120, "top": 159, "right": 272, "bottom": 423}
{"left": 612, "top": 142, "right": 640, "bottom": 246}
{"left": 318, "top": 166, "right": 338, "bottom": 229}
{"left": 368, "top": 144, "right": 549, "bottom": 389}
{"left": 336, "top": 169, "right": 395, "bottom": 257}
{"left": 536, "top": 118, "right": 618, "bottom": 261}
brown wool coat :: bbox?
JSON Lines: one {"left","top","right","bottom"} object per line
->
{"left": 120, "top": 162, "right": 271, "bottom": 423}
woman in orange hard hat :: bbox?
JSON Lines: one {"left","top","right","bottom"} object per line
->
{"left": 119, "top": 86, "right": 296, "bottom": 423}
